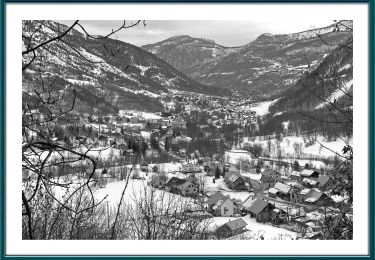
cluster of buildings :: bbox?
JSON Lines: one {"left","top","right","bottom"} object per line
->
{"left": 262, "top": 169, "right": 338, "bottom": 206}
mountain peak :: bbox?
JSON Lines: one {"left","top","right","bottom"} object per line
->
{"left": 167, "top": 35, "right": 192, "bottom": 41}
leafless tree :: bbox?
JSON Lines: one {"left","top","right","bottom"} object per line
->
{"left": 112, "top": 183, "right": 214, "bottom": 240}
{"left": 296, "top": 20, "right": 353, "bottom": 239}
{"left": 22, "top": 20, "right": 143, "bottom": 239}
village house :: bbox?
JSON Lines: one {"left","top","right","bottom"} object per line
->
{"left": 241, "top": 195, "right": 256, "bottom": 215}
{"left": 204, "top": 161, "right": 224, "bottom": 176}
{"left": 305, "top": 190, "right": 334, "bottom": 206}
{"left": 288, "top": 186, "right": 303, "bottom": 203}
{"left": 273, "top": 182, "right": 292, "bottom": 201}
{"left": 317, "top": 175, "right": 336, "bottom": 192}
{"left": 98, "top": 135, "right": 108, "bottom": 146}
{"left": 301, "top": 178, "right": 318, "bottom": 188}
{"left": 246, "top": 198, "right": 275, "bottom": 223}
{"left": 291, "top": 218, "right": 318, "bottom": 237}
{"left": 181, "top": 163, "right": 201, "bottom": 174}
{"left": 140, "top": 161, "right": 149, "bottom": 173}
{"left": 268, "top": 187, "right": 279, "bottom": 198}
{"left": 165, "top": 177, "right": 198, "bottom": 196}
{"left": 262, "top": 169, "right": 282, "bottom": 179}
{"left": 260, "top": 175, "right": 277, "bottom": 190}
{"left": 216, "top": 218, "right": 248, "bottom": 238}
{"left": 225, "top": 164, "right": 238, "bottom": 173}
{"left": 129, "top": 116, "right": 141, "bottom": 124}
{"left": 206, "top": 192, "right": 234, "bottom": 217}
{"left": 147, "top": 118, "right": 159, "bottom": 124}
{"left": 300, "top": 169, "right": 320, "bottom": 179}
{"left": 272, "top": 208, "right": 289, "bottom": 224}
{"left": 147, "top": 174, "right": 167, "bottom": 189}
{"left": 225, "top": 172, "right": 248, "bottom": 191}
{"left": 299, "top": 188, "right": 311, "bottom": 203}
{"left": 290, "top": 171, "right": 302, "bottom": 182}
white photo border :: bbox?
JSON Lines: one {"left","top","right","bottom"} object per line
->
{"left": 6, "top": 2, "right": 369, "bottom": 256}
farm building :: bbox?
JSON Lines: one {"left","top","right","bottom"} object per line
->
{"left": 225, "top": 173, "right": 248, "bottom": 190}
{"left": 246, "top": 199, "right": 275, "bottom": 223}
{"left": 216, "top": 218, "right": 248, "bottom": 238}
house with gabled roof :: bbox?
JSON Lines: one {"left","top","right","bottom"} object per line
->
{"left": 216, "top": 218, "right": 248, "bottom": 238}
{"left": 262, "top": 169, "right": 282, "bottom": 179}
{"left": 241, "top": 195, "right": 256, "bottom": 213}
{"left": 272, "top": 208, "right": 289, "bottom": 224}
{"left": 302, "top": 178, "right": 318, "bottom": 188}
{"left": 147, "top": 173, "right": 167, "bottom": 189}
{"left": 268, "top": 187, "right": 279, "bottom": 198}
{"left": 273, "top": 182, "right": 292, "bottom": 200}
{"left": 299, "top": 188, "right": 311, "bottom": 202}
{"left": 305, "top": 190, "right": 334, "bottom": 206}
{"left": 260, "top": 174, "right": 277, "bottom": 189}
{"left": 290, "top": 171, "right": 302, "bottom": 182}
{"left": 165, "top": 177, "right": 197, "bottom": 197}
{"left": 140, "top": 161, "right": 149, "bottom": 172}
{"left": 225, "top": 172, "right": 248, "bottom": 190}
{"left": 317, "top": 175, "right": 335, "bottom": 191}
{"left": 300, "top": 169, "right": 320, "bottom": 179}
{"left": 206, "top": 192, "right": 234, "bottom": 217}
{"left": 247, "top": 198, "right": 275, "bottom": 223}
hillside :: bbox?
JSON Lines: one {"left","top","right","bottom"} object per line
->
{"left": 22, "top": 21, "right": 231, "bottom": 115}
{"left": 269, "top": 36, "right": 353, "bottom": 114}
{"left": 257, "top": 37, "right": 353, "bottom": 137}
{"left": 142, "top": 21, "right": 353, "bottom": 99}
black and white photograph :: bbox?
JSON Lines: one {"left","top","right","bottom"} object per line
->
{"left": 21, "top": 17, "right": 355, "bottom": 241}
{"left": 4, "top": 2, "right": 370, "bottom": 256}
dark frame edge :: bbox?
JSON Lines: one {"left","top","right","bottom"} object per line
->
{"left": 1, "top": 0, "right": 6, "bottom": 259}
{"left": 369, "top": 0, "right": 374, "bottom": 258}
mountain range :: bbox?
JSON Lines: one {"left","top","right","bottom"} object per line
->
{"left": 22, "top": 20, "right": 353, "bottom": 117}
{"left": 142, "top": 21, "right": 353, "bottom": 99}
{"left": 22, "top": 21, "right": 231, "bottom": 114}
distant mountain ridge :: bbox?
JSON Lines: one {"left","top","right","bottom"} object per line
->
{"left": 142, "top": 21, "right": 353, "bottom": 99}
{"left": 142, "top": 35, "right": 241, "bottom": 78}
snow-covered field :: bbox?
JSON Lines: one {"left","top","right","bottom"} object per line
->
{"left": 225, "top": 149, "right": 252, "bottom": 164}
{"left": 243, "top": 135, "right": 351, "bottom": 160}
{"left": 95, "top": 178, "right": 195, "bottom": 208}
{"left": 248, "top": 99, "right": 279, "bottom": 116}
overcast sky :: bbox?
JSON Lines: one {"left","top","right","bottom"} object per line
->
{"left": 58, "top": 20, "right": 335, "bottom": 47}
